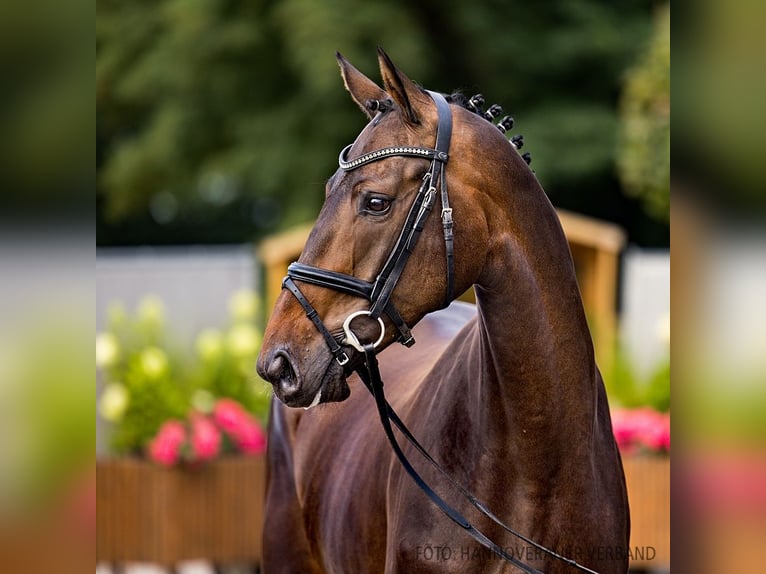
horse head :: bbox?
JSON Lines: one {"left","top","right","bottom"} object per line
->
{"left": 257, "top": 48, "right": 532, "bottom": 408}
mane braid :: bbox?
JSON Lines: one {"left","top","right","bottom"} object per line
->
{"left": 445, "top": 91, "right": 531, "bottom": 164}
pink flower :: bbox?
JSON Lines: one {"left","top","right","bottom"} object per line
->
{"left": 642, "top": 411, "right": 670, "bottom": 451}
{"left": 212, "top": 398, "right": 246, "bottom": 434}
{"left": 190, "top": 413, "right": 222, "bottom": 462}
{"left": 148, "top": 420, "right": 187, "bottom": 466}
{"left": 232, "top": 416, "right": 267, "bottom": 455}
{"left": 213, "top": 398, "right": 267, "bottom": 455}
{"left": 612, "top": 408, "right": 670, "bottom": 454}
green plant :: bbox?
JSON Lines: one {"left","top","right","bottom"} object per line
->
{"left": 606, "top": 342, "right": 670, "bottom": 413}
{"left": 617, "top": 3, "right": 670, "bottom": 223}
{"left": 97, "top": 291, "right": 271, "bottom": 455}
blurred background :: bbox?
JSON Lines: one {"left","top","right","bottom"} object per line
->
{"left": 96, "top": 0, "right": 669, "bottom": 249}
{"left": 93, "top": 1, "right": 672, "bottom": 572}
{"left": 10, "top": 0, "right": 766, "bottom": 572}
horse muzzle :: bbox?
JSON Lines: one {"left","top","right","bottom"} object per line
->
{"left": 257, "top": 346, "right": 351, "bottom": 408}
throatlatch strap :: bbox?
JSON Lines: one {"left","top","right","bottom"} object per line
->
{"left": 425, "top": 91, "right": 456, "bottom": 307}
{"left": 439, "top": 161, "right": 455, "bottom": 306}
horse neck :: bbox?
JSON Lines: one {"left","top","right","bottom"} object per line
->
{"left": 468, "top": 172, "right": 599, "bottom": 473}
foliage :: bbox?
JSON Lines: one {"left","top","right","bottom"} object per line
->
{"left": 1, "top": 309, "right": 93, "bottom": 514}
{"left": 0, "top": 0, "right": 91, "bottom": 207}
{"left": 617, "top": 3, "right": 670, "bottom": 223}
{"left": 606, "top": 343, "right": 670, "bottom": 413}
{"left": 97, "top": 0, "right": 665, "bottom": 245}
{"left": 97, "top": 291, "right": 271, "bottom": 456}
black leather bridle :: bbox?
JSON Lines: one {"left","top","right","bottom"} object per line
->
{"left": 280, "top": 90, "right": 600, "bottom": 574}
{"left": 283, "top": 90, "right": 454, "bottom": 365}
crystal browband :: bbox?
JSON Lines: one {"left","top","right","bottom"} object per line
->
{"left": 338, "top": 144, "right": 448, "bottom": 171}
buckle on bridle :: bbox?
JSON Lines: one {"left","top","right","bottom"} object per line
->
{"left": 424, "top": 186, "right": 437, "bottom": 208}
{"left": 336, "top": 351, "right": 350, "bottom": 366}
{"left": 342, "top": 310, "right": 386, "bottom": 353}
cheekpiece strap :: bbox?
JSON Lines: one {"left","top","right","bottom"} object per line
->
{"left": 282, "top": 276, "right": 349, "bottom": 366}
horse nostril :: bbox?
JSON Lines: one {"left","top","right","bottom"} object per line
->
{"left": 266, "top": 351, "right": 300, "bottom": 394}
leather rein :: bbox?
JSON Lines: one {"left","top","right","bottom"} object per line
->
{"left": 281, "top": 91, "right": 599, "bottom": 574}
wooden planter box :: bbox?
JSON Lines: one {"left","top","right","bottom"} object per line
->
{"left": 97, "top": 452, "right": 667, "bottom": 569}
{"left": 622, "top": 454, "right": 670, "bottom": 569}
{"left": 97, "top": 455, "right": 266, "bottom": 568}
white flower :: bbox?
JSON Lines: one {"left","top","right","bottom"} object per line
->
{"left": 226, "top": 323, "right": 261, "bottom": 357}
{"left": 228, "top": 290, "right": 259, "bottom": 322}
{"left": 655, "top": 313, "right": 670, "bottom": 347}
{"left": 137, "top": 295, "right": 165, "bottom": 328}
{"left": 96, "top": 332, "right": 120, "bottom": 368}
{"left": 192, "top": 389, "right": 216, "bottom": 413}
{"left": 140, "top": 346, "right": 169, "bottom": 378}
{"left": 98, "top": 382, "right": 130, "bottom": 422}
{"left": 195, "top": 329, "right": 224, "bottom": 361}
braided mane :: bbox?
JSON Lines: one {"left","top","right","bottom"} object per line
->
{"left": 363, "top": 90, "right": 532, "bottom": 165}
{"left": 445, "top": 91, "right": 531, "bottom": 165}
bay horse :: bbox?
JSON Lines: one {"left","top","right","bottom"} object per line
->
{"left": 256, "top": 48, "right": 629, "bottom": 573}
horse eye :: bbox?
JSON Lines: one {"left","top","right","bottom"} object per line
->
{"left": 365, "top": 197, "right": 391, "bottom": 214}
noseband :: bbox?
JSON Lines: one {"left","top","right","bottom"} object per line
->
{"left": 282, "top": 90, "right": 454, "bottom": 364}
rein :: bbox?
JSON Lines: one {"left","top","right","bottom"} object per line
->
{"left": 356, "top": 349, "right": 600, "bottom": 574}
{"left": 281, "top": 91, "right": 599, "bottom": 574}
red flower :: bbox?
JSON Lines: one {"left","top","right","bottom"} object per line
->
{"left": 212, "top": 398, "right": 245, "bottom": 433}
{"left": 612, "top": 407, "right": 670, "bottom": 454}
{"left": 190, "top": 412, "right": 222, "bottom": 462}
{"left": 213, "top": 398, "right": 267, "bottom": 455}
{"left": 147, "top": 420, "right": 187, "bottom": 466}
{"left": 232, "top": 416, "right": 267, "bottom": 455}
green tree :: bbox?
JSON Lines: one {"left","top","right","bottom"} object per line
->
{"left": 97, "top": 0, "right": 662, "bottom": 245}
{"left": 617, "top": 4, "right": 670, "bottom": 223}
{"left": 1, "top": 0, "right": 91, "bottom": 210}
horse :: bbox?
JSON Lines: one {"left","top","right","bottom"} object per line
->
{"left": 256, "top": 48, "right": 629, "bottom": 573}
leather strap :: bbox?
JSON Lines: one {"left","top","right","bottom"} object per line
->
{"left": 357, "top": 346, "right": 543, "bottom": 574}
{"left": 369, "top": 91, "right": 454, "bottom": 316}
{"left": 368, "top": 174, "right": 437, "bottom": 319}
{"left": 355, "top": 349, "right": 601, "bottom": 574}
{"left": 289, "top": 262, "right": 414, "bottom": 346}
{"left": 356, "top": 358, "right": 601, "bottom": 574}
{"left": 339, "top": 144, "right": 444, "bottom": 170}
{"left": 427, "top": 90, "right": 456, "bottom": 307}
{"left": 288, "top": 262, "right": 373, "bottom": 300}
{"left": 282, "top": 277, "right": 349, "bottom": 366}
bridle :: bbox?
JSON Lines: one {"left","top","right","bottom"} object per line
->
{"left": 283, "top": 90, "right": 454, "bottom": 365}
{"left": 280, "top": 91, "right": 599, "bottom": 574}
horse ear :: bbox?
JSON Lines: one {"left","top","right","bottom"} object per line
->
{"left": 336, "top": 52, "right": 388, "bottom": 120}
{"left": 377, "top": 47, "right": 428, "bottom": 125}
